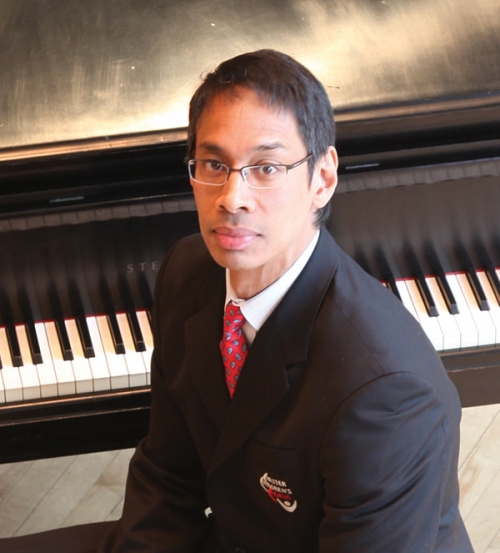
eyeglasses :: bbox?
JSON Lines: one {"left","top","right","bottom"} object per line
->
{"left": 185, "top": 154, "right": 312, "bottom": 189}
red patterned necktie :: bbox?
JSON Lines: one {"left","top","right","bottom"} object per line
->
{"left": 220, "top": 301, "right": 248, "bottom": 398}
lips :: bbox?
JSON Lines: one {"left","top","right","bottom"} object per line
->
{"left": 212, "top": 226, "right": 258, "bottom": 250}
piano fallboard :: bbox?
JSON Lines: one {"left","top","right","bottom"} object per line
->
{"left": 0, "top": 388, "right": 151, "bottom": 463}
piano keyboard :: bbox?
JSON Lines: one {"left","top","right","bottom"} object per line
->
{"left": 385, "top": 267, "right": 500, "bottom": 353}
{"left": 0, "top": 311, "right": 153, "bottom": 403}
{"left": 1, "top": 267, "right": 500, "bottom": 404}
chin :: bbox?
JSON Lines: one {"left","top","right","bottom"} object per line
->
{"left": 210, "top": 248, "right": 257, "bottom": 272}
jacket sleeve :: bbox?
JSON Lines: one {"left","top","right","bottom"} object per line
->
{"left": 98, "top": 246, "right": 219, "bottom": 553}
{"left": 318, "top": 371, "right": 465, "bottom": 553}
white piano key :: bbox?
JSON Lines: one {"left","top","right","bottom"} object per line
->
{"left": 34, "top": 322, "right": 59, "bottom": 398}
{"left": 425, "top": 277, "right": 461, "bottom": 351}
{"left": 96, "top": 315, "right": 129, "bottom": 390}
{"left": 116, "top": 313, "right": 148, "bottom": 388}
{"left": 495, "top": 268, "right": 500, "bottom": 301}
{"left": 405, "top": 280, "right": 444, "bottom": 351}
{"left": 395, "top": 280, "right": 419, "bottom": 321}
{"left": 0, "top": 331, "right": 8, "bottom": 403}
{"left": 85, "top": 316, "right": 111, "bottom": 392}
{"left": 476, "top": 271, "right": 500, "bottom": 344}
{"left": 0, "top": 367, "right": 5, "bottom": 403}
{"left": 445, "top": 274, "right": 479, "bottom": 349}
{"left": 456, "top": 273, "right": 496, "bottom": 347}
{"left": 45, "top": 321, "right": 76, "bottom": 396}
{"left": 15, "top": 325, "right": 41, "bottom": 400}
{"left": 0, "top": 327, "right": 24, "bottom": 402}
{"left": 136, "top": 310, "right": 153, "bottom": 385}
{"left": 65, "top": 318, "right": 94, "bottom": 394}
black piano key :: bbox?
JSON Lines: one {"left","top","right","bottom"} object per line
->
{"left": 373, "top": 248, "right": 401, "bottom": 301}
{"left": 55, "top": 318, "right": 74, "bottom": 361}
{"left": 436, "top": 270, "right": 459, "bottom": 315}
{"left": 107, "top": 312, "right": 126, "bottom": 355}
{"left": 25, "top": 320, "right": 43, "bottom": 365}
{"left": 385, "top": 274, "right": 402, "bottom": 301}
{"left": 76, "top": 314, "right": 95, "bottom": 358}
{"left": 354, "top": 250, "right": 373, "bottom": 276}
{"left": 138, "top": 272, "right": 154, "bottom": 312}
{"left": 17, "top": 283, "right": 42, "bottom": 363}
{"left": 486, "top": 264, "right": 500, "bottom": 304}
{"left": 127, "top": 311, "right": 146, "bottom": 352}
{"left": 68, "top": 280, "right": 93, "bottom": 355}
{"left": 466, "top": 266, "right": 490, "bottom": 311}
{"left": 6, "top": 322, "right": 23, "bottom": 367}
{"left": 415, "top": 272, "right": 438, "bottom": 317}
{"left": 402, "top": 247, "right": 438, "bottom": 316}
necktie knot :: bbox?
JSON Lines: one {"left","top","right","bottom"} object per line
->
{"left": 220, "top": 301, "right": 248, "bottom": 398}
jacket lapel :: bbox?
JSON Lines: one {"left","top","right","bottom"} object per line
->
{"left": 209, "top": 230, "right": 340, "bottom": 472}
{"left": 184, "top": 266, "right": 230, "bottom": 431}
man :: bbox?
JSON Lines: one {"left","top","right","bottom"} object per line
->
{"left": 97, "top": 50, "right": 472, "bottom": 552}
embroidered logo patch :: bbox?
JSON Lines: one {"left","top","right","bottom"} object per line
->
{"left": 260, "top": 472, "right": 297, "bottom": 513}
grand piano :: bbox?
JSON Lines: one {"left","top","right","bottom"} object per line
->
{"left": 1, "top": 0, "right": 500, "bottom": 463}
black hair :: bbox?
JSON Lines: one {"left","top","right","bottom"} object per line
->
{"left": 187, "top": 49, "right": 335, "bottom": 226}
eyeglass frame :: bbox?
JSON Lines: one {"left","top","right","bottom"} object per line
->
{"left": 184, "top": 153, "right": 313, "bottom": 189}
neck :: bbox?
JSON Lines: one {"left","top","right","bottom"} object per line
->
{"left": 229, "top": 271, "right": 274, "bottom": 300}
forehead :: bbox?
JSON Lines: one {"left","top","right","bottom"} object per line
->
{"left": 195, "top": 88, "right": 304, "bottom": 153}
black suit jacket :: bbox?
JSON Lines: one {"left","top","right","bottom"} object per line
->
{"left": 100, "top": 229, "right": 473, "bottom": 553}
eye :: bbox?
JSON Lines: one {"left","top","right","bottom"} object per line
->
{"left": 203, "top": 159, "right": 227, "bottom": 173}
{"left": 255, "top": 164, "right": 280, "bottom": 177}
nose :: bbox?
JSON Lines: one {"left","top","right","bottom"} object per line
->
{"left": 216, "top": 170, "right": 255, "bottom": 213}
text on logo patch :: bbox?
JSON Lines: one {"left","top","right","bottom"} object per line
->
{"left": 259, "top": 472, "right": 297, "bottom": 513}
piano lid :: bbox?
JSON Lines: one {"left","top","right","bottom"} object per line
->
{"left": 1, "top": 0, "right": 500, "bottom": 153}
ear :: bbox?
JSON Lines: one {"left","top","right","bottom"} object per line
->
{"left": 311, "top": 146, "right": 338, "bottom": 210}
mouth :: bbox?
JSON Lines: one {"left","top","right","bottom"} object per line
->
{"left": 212, "top": 226, "right": 259, "bottom": 250}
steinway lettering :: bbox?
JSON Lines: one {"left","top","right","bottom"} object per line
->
{"left": 127, "top": 262, "right": 160, "bottom": 273}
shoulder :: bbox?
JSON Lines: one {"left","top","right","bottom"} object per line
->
{"left": 156, "top": 234, "right": 219, "bottom": 292}
{"left": 324, "top": 244, "right": 440, "bottom": 374}
{"left": 152, "top": 233, "right": 224, "bottom": 321}
{"left": 311, "top": 235, "right": 460, "bottom": 415}
{"left": 160, "top": 233, "right": 212, "bottom": 274}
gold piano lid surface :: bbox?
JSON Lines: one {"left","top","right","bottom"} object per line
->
{"left": 1, "top": 0, "right": 500, "bottom": 152}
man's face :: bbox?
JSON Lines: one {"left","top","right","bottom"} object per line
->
{"left": 191, "top": 87, "right": 338, "bottom": 298}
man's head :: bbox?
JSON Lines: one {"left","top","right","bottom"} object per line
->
{"left": 187, "top": 49, "right": 336, "bottom": 226}
{"left": 187, "top": 50, "right": 338, "bottom": 298}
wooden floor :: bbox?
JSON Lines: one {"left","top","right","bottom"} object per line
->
{"left": 0, "top": 449, "right": 131, "bottom": 538}
{"left": 459, "top": 403, "right": 500, "bottom": 552}
{"left": 1, "top": 404, "right": 500, "bottom": 551}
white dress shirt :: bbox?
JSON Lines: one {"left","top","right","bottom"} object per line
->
{"left": 224, "top": 231, "right": 319, "bottom": 345}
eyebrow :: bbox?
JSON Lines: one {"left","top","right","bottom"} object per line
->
{"left": 196, "top": 141, "right": 286, "bottom": 155}
{"left": 254, "top": 142, "right": 285, "bottom": 152}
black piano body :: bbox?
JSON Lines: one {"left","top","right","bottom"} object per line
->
{"left": 1, "top": 0, "right": 500, "bottom": 463}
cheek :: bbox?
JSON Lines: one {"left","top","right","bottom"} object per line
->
{"left": 261, "top": 200, "right": 306, "bottom": 246}
{"left": 269, "top": 189, "right": 314, "bottom": 225}
{"left": 193, "top": 189, "right": 215, "bottom": 219}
